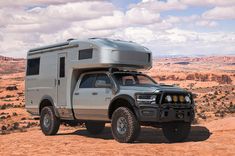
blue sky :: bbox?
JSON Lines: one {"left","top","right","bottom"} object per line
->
{"left": 111, "top": 0, "right": 141, "bottom": 10}
{"left": 0, "top": 0, "right": 234, "bottom": 57}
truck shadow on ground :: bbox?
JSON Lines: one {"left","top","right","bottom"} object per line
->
{"left": 59, "top": 125, "right": 211, "bottom": 143}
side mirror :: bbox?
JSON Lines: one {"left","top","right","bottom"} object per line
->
{"left": 95, "top": 80, "right": 112, "bottom": 88}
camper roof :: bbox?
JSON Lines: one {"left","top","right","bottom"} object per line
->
{"left": 28, "top": 38, "right": 150, "bottom": 54}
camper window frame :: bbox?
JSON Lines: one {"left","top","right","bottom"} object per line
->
{"left": 78, "top": 49, "right": 93, "bottom": 60}
{"left": 26, "top": 57, "right": 40, "bottom": 76}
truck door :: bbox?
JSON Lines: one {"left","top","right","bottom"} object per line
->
{"left": 57, "top": 53, "right": 67, "bottom": 106}
{"left": 73, "top": 73, "right": 112, "bottom": 121}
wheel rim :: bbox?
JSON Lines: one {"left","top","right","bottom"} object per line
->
{"left": 43, "top": 114, "right": 51, "bottom": 128}
{"left": 117, "top": 117, "right": 128, "bottom": 135}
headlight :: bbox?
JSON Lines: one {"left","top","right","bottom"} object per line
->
{"left": 165, "top": 95, "right": 172, "bottom": 102}
{"left": 185, "top": 96, "right": 191, "bottom": 103}
{"left": 136, "top": 94, "right": 157, "bottom": 105}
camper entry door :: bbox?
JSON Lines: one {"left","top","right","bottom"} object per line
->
{"left": 57, "top": 53, "right": 67, "bottom": 106}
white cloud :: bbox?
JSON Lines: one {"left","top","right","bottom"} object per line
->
{"left": 112, "top": 27, "right": 155, "bottom": 43}
{"left": 0, "top": 0, "right": 235, "bottom": 57}
{"left": 144, "top": 28, "right": 235, "bottom": 56}
{"left": 83, "top": 11, "right": 124, "bottom": 30}
{"left": 1, "top": 1, "right": 116, "bottom": 34}
{"left": 195, "top": 20, "right": 218, "bottom": 27}
{"left": 164, "top": 15, "right": 218, "bottom": 28}
{"left": 147, "top": 20, "right": 174, "bottom": 30}
{"left": 131, "top": 0, "right": 187, "bottom": 12}
{"left": 0, "top": 0, "right": 107, "bottom": 8}
{"left": 202, "top": 6, "right": 235, "bottom": 20}
{"left": 181, "top": 0, "right": 235, "bottom": 7}
{"left": 126, "top": 7, "right": 160, "bottom": 25}
{"left": 36, "top": 1, "right": 114, "bottom": 21}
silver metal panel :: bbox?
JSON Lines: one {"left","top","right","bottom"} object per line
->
{"left": 25, "top": 38, "right": 153, "bottom": 120}
{"left": 28, "top": 38, "right": 152, "bottom": 70}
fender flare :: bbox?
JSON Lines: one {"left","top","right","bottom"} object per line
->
{"left": 108, "top": 94, "right": 139, "bottom": 119}
{"left": 39, "top": 95, "right": 60, "bottom": 118}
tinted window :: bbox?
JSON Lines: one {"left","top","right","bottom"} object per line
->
{"left": 78, "top": 49, "right": 93, "bottom": 60}
{"left": 113, "top": 73, "right": 156, "bottom": 86}
{"left": 59, "top": 57, "right": 65, "bottom": 78}
{"left": 137, "top": 75, "right": 154, "bottom": 85}
{"left": 147, "top": 53, "right": 151, "bottom": 62}
{"left": 26, "top": 58, "right": 40, "bottom": 76}
{"left": 96, "top": 74, "right": 111, "bottom": 85}
{"left": 79, "top": 74, "right": 96, "bottom": 88}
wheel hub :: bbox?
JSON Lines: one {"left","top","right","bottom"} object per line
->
{"left": 117, "top": 117, "right": 127, "bottom": 135}
{"left": 43, "top": 114, "right": 51, "bottom": 128}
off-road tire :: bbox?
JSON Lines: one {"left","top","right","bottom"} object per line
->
{"left": 40, "top": 106, "right": 60, "bottom": 135}
{"left": 111, "top": 107, "right": 140, "bottom": 143}
{"left": 162, "top": 122, "right": 191, "bottom": 142}
{"left": 85, "top": 121, "right": 105, "bottom": 135}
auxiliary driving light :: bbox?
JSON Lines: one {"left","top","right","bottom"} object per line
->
{"left": 165, "top": 95, "right": 172, "bottom": 102}
{"left": 179, "top": 95, "right": 185, "bottom": 103}
{"left": 173, "top": 95, "right": 178, "bottom": 102}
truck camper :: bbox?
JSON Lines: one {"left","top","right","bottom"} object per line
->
{"left": 26, "top": 38, "right": 195, "bottom": 143}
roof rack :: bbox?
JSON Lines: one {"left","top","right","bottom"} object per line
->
{"left": 67, "top": 38, "right": 76, "bottom": 41}
{"left": 29, "top": 42, "right": 70, "bottom": 53}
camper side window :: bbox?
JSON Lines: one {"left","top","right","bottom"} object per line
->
{"left": 78, "top": 49, "right": 93, "bottom": 60}
{"left": 26, "top": 58, "right": 40, "bottom": 76}
{"left": 59, "top": 57, "right": 65, "bottom": 78}
{"left": 80, "top": 74, "right": 96, "bottom": 88}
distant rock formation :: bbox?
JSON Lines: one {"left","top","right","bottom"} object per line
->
{"left": 152, "top": 73, "right": 233, "bottom": 84}
{"left": 0, "top": 55, "right": 24, "bottom": 61}
{"left": 174, "top": 61, "right": 190, "bottom": 65}
{"left": 185, "top": 73, "right": 232, "bottom": 84}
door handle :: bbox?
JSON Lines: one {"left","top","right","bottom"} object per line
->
{"left": 74, "top": 92, "right": 79, "bottom": 95}
{"left": 58, "top": 79, "right": 60, "bottom": 86}
{"left": 92, "top": 92, "right": 98, "bottom": 95}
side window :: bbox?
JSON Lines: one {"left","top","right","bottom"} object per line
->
{"left": 122, "top": 76, "right": 136, "bottom": 86}
{"left": 96, "top": 74, "right": 111, "bottom": 86}
{"left": 26, "top": 58, "right": 40, "bottom": 76}
{"left": 59, "top": 57, "right": 65, "bottom": 78}
{"left": 79, "top": 74, "right": 96, "bottom": 88}
{"left": 78, "top": 49, "right": 93, "bottom": 60}
{"left": 137, "top": 75, "right": 153, "bottom": 85}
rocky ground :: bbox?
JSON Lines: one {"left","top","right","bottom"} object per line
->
{"left": 0, "top": 55, "right": 235, "bottom": 155}
{"left": 0, "top": 118, "right": 235, "bottom": 156}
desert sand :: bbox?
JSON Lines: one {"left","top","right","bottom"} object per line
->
{"left": 0, "top": 118, "right": 235, "bottom": 156}
{"left": 0, "top": 55, "right": 235, "bottom": 155}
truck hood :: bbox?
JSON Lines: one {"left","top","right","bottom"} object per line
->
{"left": 119, "top": 84, "right": 187, "bottom": 93}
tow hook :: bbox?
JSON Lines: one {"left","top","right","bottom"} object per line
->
{"left": 176, "top": 113, "right": 184, "bottom": 119}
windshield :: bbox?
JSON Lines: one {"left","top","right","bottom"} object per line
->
{"left": 112, "top": 73, "right": 156, "bottom": 86}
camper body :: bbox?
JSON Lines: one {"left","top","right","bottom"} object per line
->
{"left": 25, "top": 38, "right": 195, "bottom": 143}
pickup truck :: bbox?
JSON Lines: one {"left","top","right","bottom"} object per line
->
{"left": 25, "top": 38, "right": 195, "bottom": 143}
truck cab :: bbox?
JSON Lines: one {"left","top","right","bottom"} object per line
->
{"left": 25, "top": 38, "right": 195, "bottom": 143}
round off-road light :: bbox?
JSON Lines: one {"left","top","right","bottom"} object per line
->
{"left": 185, "top": 96, "right": 191, "bottom": 103}
{"left": 179, "top": 95, "right": 185, "bottom": 103}
{"left": 173, "top": 95, "right": 178, "bottom": 102}
{"left": 165, "top": 95, "right": 172, "bottom": 102}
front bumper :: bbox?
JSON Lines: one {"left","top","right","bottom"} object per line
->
{"left": 136, "top": 104, "right": 195, "bottom": 123}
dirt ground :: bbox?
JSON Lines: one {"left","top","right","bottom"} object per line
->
{"left": 1, "top": 56, "right": 235, "bottom": 156}
{"left": 1, "top": 117, "right": 235, "bottom": 156}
